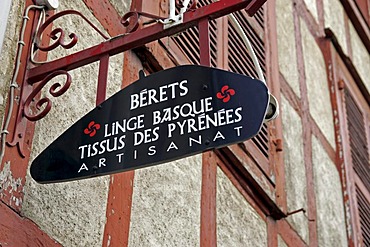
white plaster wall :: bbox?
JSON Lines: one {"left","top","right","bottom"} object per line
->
{"left": 217, "top": 168, "right": 267, "bottom": 247}
{"left": 278, "top": 235, "right": 288, "bottom": 247}
{"left": 281, "top": 96, "right": 309, "bottom": 244}
{"left": 276, "top": 0, "right": 300, "bottom": 97}
{"left": 0, "top": 0, "right": 25, "bottom": 131}
{"left": 21, "top": 1, "right": 123, "bottom": 246}
{"left": 128, "top": 155, "right": 202, "bottom": 247}
{"left": 0, "top": 161, "right": 23, "bottom": 208}
{"left": 109, "top": 0, "right": 132, "bottom": 17}
{"left": 0, "top": 0, "right": 26, "bottom": 208}
{"left": 301, "top": 18, "right": 335, "bottom": 148}
{"left": 312, "top": 136, "right": 348, "bottom": 247}
{"left": 323, "top": 0, "right": 348, "bottom": 54}
{"left": 349, "top": 22, "right": 370, "bottom": 93}
{"left": 304, "top": 0, "right": 318, "bottom": 22}
{"left": 0, "top": 0, "right": 12, "bottom": 54}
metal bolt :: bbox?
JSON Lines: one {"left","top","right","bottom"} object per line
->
{"left": 287, "top": 208, "right": 306, "bottom": 216}
{"left": 274, "top": 139, "right": 283, "bottom": 152}
{"left": 202, "top": 84, "right": 208, "bottom": 90}
{"left": 338, "top": 79, "right": 345, "bottom": 90}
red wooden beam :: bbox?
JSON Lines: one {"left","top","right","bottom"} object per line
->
{"left": 198, "top": 18, "right": 217, "bottom": 247}
{"left": 245, "top": 0, "right": 267, "bottom": 16}
{"left": 27, "top": 0, "right": 266, "bottom": 83}
{"left": 200, "top": 152, "right": 217, "bottom": 247}
{"left": 0, "top": 202, "right": 61, "bottom": 246}
{"left": 1, "top": 1, "right": 52, "bottom": 211}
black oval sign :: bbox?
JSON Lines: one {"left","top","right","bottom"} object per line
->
{"left": 31, "top": 65, "right": 269, "bottom": 183}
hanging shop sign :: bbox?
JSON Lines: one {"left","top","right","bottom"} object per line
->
{"left": 30, "top": 65, "right": 269, "bottom": 183}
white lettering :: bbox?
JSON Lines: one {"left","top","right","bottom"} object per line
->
{"left": 99, "top": 158, "right": 106, "bottom": 167}
{"left": 139, "top": 89, "right": 148, "bottom": 108}
{"left": 134, "top": 127, "right": 160, "bottom": 146}
{"left": 167, "top": 82, "right": 179, "bottom": 99}
{"left": 168, "top": 123, "right": 176, "bottom": 138}
{"left": 91, "top": 142, "right": 99, "bottom": 157}
{"left": 106, "top": 138, "right": 118, "bottom": 152}
{"left": 167, "top": 141, "right": 179, "bottom": 152}
{"left": 129, "top": 80, "right": 189, "bottom": 110}
{"left": 134, "top": 132, "right": 144, "bottom": 146}
{"left": 118, "top": 135, "right": 126, "bottom": 149}
{"left": 104, "top": 124, "right": 112, "bottom": 137}
{"left": 213, "top": 131, "right": 225, "bottom": 141}
{"left": 130, "top": 94, "right": 139, "bottom": 110}
{"left": 234, "top": 126, "right": 243, "bottom": 136}
{"left": 78, "top": 163, "right": 88, "bottom": 173}
{"left": 159, "top": 85, "right": 168, "bottom": 102}
{"left": 116, "top": 153, "right": 124, "bottom": 163}
{"left": 148, "top": 146, "right": 156, "bottom": 156}
{"left": 234, "top": 107, "right": 243, "bottom": 122}
{"left": 104, "top": 115, "right": 145, "bottom": 138}
{"left": 148, "top": 89, "right": 158, "bottom": 105}
{"left": 153, "top": 110, "right": 161, "bottom": 125}
{"left": 179, "top": 80, "right": 188, "bottom": 96}
{"left": 78, "top": 145, "right": 88, "bottom": 159}
{"left": 189, "top": 135, "right": 202, "bottom": 146}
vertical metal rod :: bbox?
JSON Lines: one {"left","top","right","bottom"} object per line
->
{"left": 180, "top": 0, "right": 191, "bottom": 15}
{"left": 96, "top": 54, "right": 109, "bottom": 105}
{"left": 169, "top": 0, "right": 176, "bottom": 19}
{"left": 228, "top": 13, "right": 265, "bottom": 83}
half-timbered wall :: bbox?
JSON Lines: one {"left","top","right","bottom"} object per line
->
{"left": 0, "top": 0, "right": 368, "bottom": 246}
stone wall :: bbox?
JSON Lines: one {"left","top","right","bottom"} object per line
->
{"left": 276, "top": 0, "right": 300, "bottom": 97}
{"left": 129, "top": 156, "right": 202, "bottom": 246}
{"left": 275, "top": 0, "right": 360, "bottom": 245}
{"left": 0, "top": 0, "right": 12, "bottom": 54}
{"left": 20, "top": 1, "right": 124, "bottom": 246}
{"left": 349, "top": 22, "right": 370, "bottom": 92}
{"left": 0, "top": 0, "right": 367, "bottom": 246}
{"left": 312, "top": 136, "right": 348, "bottom": 247}
{"left": 217, "top": 168, "right": 267, "bottom": 246}
{"left": 281, "top": 96, "right": 308, "bottom": 243}
{"left": 0, "top": 0, "right": 25, "bottom": 139}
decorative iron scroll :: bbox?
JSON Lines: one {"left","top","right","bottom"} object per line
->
{"left": 24, "top": 71, "right": 72, "bottom": 121}
{"left": 121, "top": 11, "right": 165, "bottom": 33}
{"left": 34, "top": 10, "right": 109, "bottom": 53}
{"left": 8, "top": 0, "right": 268, "bottom": 158}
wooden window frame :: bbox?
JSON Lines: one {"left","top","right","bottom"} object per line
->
{"left": 155, "top": 0, "right": 287, "bottom": 214}
{"left": 123, "top": 1, "right": 292, "bottom": 245}
{"left": 354, "top": 0, "right": 370, "bottom": 24}
{"left": 338, "top": 71, "right": 370, "bottom": 247}
{"left": 325, "top": 39, "right": 370, "bottom": 247}
{"left": 160, "top": 1, "right": 279, "bottom": 188}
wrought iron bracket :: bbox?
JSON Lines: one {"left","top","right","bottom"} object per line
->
{"left": 7, "top": 0, "right": 268, "bottom": 157}
{"left": 121, "top": 0, "right": 198, "bottom": 33}
{"left": 7, "top": 70, "right": 72, "bottom": 157}
{"left": 161, "top": 0, "right": 197, "bottom": 29}
{"left": 7, "top": 10, "right": 109, "bottom": 157}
